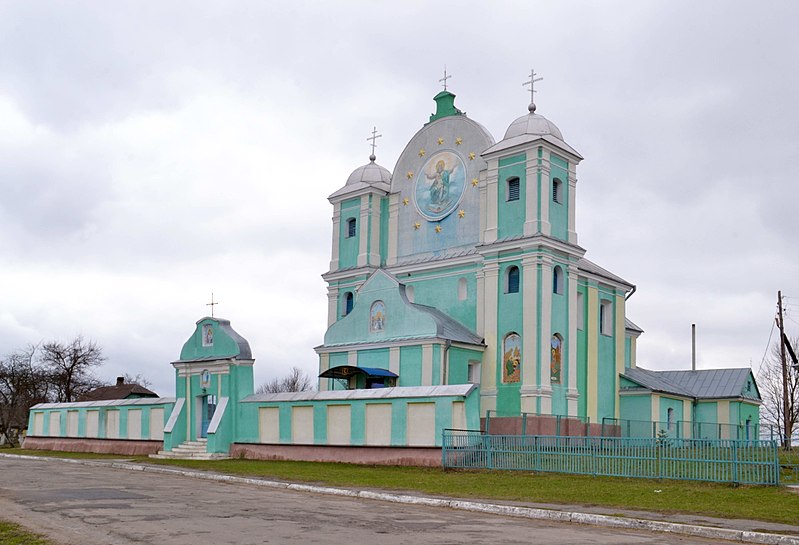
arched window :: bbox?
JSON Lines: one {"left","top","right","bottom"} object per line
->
{"left": 457, "top": 277, "right": 467, "bottom": 301}
{"left": 506, "top": 177, "right": 520, "bottom": 201}
{"left": 346, "top": 217, "right": 356, "bottom": 238}
{"left": 506, "top": 266, "right": 520, "bottom": 294}
{"left": 552, "top": 178, "right": 563, "bottom": 204}
{"left": 550, "top": 334, "right": 562, "bottom": 384}
{"left": 502, "top": 333, "right": 521, "bottom": 383}
{"left": 344, "top": 292, "right": 353, "bottom": 315}
{"left": 553, "top": 265, "right": 564, "bottom": 295}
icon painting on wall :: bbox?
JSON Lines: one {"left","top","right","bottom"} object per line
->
{"left": 370, "top": 301, "right": 386, "bottom": 332}
{"left": 414, "top": 151, "right": 467, "bottom": 221}
{"left": 202, "top": 324, "right": 214, "bottom": 347}
{"left": 550, "top": 335, "right": 562, "bottom": 384}
{"left": 503, "top": 333, "right": 521, "bottom": 383}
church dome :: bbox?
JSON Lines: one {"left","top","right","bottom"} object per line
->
{"left": 346, "top": 156, "right": 391, "bottom": 186}
{"left": 503, "top": 104, "right": 564, "bottom": 141}
{"left": 329, "top": 154, "right": 392, "bottom": 200}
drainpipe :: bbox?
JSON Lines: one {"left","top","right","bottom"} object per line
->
{"left": 443, "top": 340, "right": 452, "bottom": 385}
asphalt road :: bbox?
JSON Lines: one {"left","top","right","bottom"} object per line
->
{"left": 0, "top": 457, "right": 729, "bottom": 545}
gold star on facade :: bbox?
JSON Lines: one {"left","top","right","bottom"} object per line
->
{"left": 407, "top": 171, "right": 414, "bottom": 179}
{"left": 418, "top": 148, "right": 426, "bottom": 157}
{"left": 471, "top": 178, "right": 479, "bottom": 187}
{"left": 458, "top": 209, "right": 465, "bottom": 218}
{"left": 435, "top": 224, "right": 442, "bottom": 233}
{"left": 437, "top": 137, "right": 444, "bottom": 145}
{"left": 468, "top": 152, "right": 476, "bottom": 160}
{"left": 455, "top": 137, "right": 462, "bottom": 145}
{"left": 402, "top": 198, "right": 409, "bottom": 206}
{"left": 414, "top": 222, "right": 421, "bottom": 230}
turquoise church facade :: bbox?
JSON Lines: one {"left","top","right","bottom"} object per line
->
{"left": 24, "top": 80, "right": 761, "bottom": 461}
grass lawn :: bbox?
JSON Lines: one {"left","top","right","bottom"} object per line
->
{"left": 6, "top": 448, "right": 799, "bottom": 526}
{"left": 0, "top": 520, "right": 55, "bottom": 545}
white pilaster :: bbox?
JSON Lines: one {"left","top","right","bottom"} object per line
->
{"left": 567, "top": 264, "right": 579, "bottom": 415}
{"left": 421, "top": 344, "right": 433, "bottom": 386}
{"left": 520, "top": 255, "right": 538, "bottom": 413}
{"left": 318, "top": 353, "right": 330, "bottom": 391}
{"left": 567, "top": 163, "right": 578, "bottom": 245}
{"left": 484, "top": 160, "right": 499, "bottom": 243}
{"left": 386, "top": 193, "right": 399, "bottom": 266}
{"left": 389, "top": 346, "right": 400, "bottom": 377}
{"left": 538, "top": 255, "right": 553, "bottom": 414}
{"left": 369, "top": 194, "right": 382, "bottom": 266}
{"left": 356, "top": 194, "right": 370, "bottom": 266}
{"left": 539, "top": 155, "right": 552, "bottom": 236}
{"left": 482, "top": 263, "right": 499, "bottom": 394}
{"left": 330, "top": 202, "right": 341, "bottom": 271}
{"left": 524, "top": 155, "right": 540, "bottom": 236}
{"left": 326, "top": 286, "right": 339, "bottom": 327}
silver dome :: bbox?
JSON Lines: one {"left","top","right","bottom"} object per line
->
{"left": 346, "top": 159, "right": 391, "bottom": 186}
{"left": 503, "top": 111, "right": 564, "bottom": 141}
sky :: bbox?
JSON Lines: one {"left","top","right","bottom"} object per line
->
{"left": 0, "top": 1, "right": 797, "bottom": 398}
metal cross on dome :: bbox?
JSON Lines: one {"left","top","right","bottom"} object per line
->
{"left": 439, "top": 66, "right": 452, "bottom": 91}
{"left": 523, "top": 68, "right": 543, "bottom": 103}
{"left": 367, "top": 126, "right": 382, "bottom": 158}
{"left": 206, "top": 293, "right": 218, "bottom": 318}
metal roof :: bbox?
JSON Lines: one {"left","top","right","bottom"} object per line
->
{"left": 622, "top": 367, "right": 760, "bottom": 401}
{"left": 577, "top": 257, "right": 633, "bottom": 288}
{"left": 409, "top": 303, "right": 485, "bottom": 345}
{"left": 242, "top": 384, "right": 476, "bottom": 403}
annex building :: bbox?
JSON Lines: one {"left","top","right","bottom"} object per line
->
{"left": 24, "top": 77, "right": 762, "bottom": 463}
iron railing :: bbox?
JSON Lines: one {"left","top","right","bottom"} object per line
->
{"left": 442, "top": 430, "right": 780, "bottom": 485}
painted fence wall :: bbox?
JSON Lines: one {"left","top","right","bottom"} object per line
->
{"left": 25, "top": 398, "right": 176, "bottom": 454}
{"left": 236, "top": 384, "right": 479, "bottom": 448}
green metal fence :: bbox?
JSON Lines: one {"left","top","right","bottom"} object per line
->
{"left": 602, "top": 417, "right": 763, "bottom": 441}
{"left": 442, "top": 430, "right": 780, "bottom": 485}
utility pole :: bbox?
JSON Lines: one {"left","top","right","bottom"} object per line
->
{"left": 777, "top": 291, "right": 790, "bottom": 449}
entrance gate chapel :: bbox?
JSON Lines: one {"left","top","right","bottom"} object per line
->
{"left": 161, "top": 317, "right": 255, "bottom": 456}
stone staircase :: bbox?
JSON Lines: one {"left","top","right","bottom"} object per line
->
{"left": 149, "top": 438, "right": 229, "bottom": 460}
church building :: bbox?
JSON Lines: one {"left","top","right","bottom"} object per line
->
{"left": 24, "top": 74, "right": 761, "bottom": 463}
{"left": 318, "top": 76, "right": 637, "bottom": 426}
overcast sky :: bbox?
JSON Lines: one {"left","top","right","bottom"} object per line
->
{"left": 1, "top": 1, "right": 797, "bottom": 397}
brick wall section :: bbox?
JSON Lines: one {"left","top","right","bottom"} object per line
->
{"left": 231, "top": 443, "right": 442, "bottom": 467}
{"left": 22, "top": 437, "right": 163, "bottom": 456}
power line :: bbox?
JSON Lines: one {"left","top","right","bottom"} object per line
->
{"left": 756, "top": 318, "right": 776, "bottom": 376}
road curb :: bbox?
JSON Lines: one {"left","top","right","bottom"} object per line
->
{"left": 3, "top": 453, "right": 798, "bottom": 545}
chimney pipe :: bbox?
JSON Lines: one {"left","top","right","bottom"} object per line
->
{"left": 691, "top": 324, "right": 696, "bottom": 371}
{"left": 116, "top": 376, "right": 124, "bottom": 386}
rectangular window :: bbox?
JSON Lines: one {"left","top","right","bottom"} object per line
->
{"left": 346, "top": 218, "right": 356, "bottom": 238}
{"left": 600, "top": 299, "right": 612, "bottom": 336}
{"left": 468, "top": 361, "right": 482, "bottom": 384}
{"left": 507, "top": 178, "right": 520, "bottom": 201}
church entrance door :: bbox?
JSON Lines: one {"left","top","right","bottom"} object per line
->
{"left": 200, "top": 395, "right": 217, "bottom": 438}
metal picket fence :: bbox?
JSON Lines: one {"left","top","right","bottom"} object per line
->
{"left": 442, "top": 430, "right": 780, "bottom": 485}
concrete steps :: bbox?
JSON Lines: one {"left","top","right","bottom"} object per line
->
{"left": 150, "top": 439, "right": 229, "bottom": 460}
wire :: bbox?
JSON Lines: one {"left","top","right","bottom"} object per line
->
{"left": 756, "top": 319, "right": 776, "bottom": 377}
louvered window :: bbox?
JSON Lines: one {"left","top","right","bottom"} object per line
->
{"left": 507, "top": 177, "right": 520, "bottom": 201}
{"left": 506, "top": 266, "right": 520, "bottom": 294}
{"left": 553, "top": 178, "right": 563, "bottom": 204}
{"left": 346, "top": 218, "right": 356, "bottom": 238}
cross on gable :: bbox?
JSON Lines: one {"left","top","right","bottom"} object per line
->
{"left": 206, "top": 293, "right": 218, "bottom": 318}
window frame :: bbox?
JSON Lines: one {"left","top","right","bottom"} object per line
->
{"left": 346, "top": 217, "right": 357, "bottom": 238}
{"left": 505, "top": 265, "right": 520, "bottom": 294}
{"left": 506, "top": 177, "right": 520, "bottom": 202}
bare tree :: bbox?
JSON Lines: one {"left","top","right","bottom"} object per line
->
{"left": 122, "top": 373, "right": 153, "bottom": 389}
{"left": 39, "top": 336, "right": 105, "bottom": 402}
{"left": 758, "top": 335, "right": 799, "bottom": 448}
{"left": 257, "top": 366, "right": 314, "bottom": 394}
{"left": 0, "top": 346, "right": 50, "bottom": 446}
